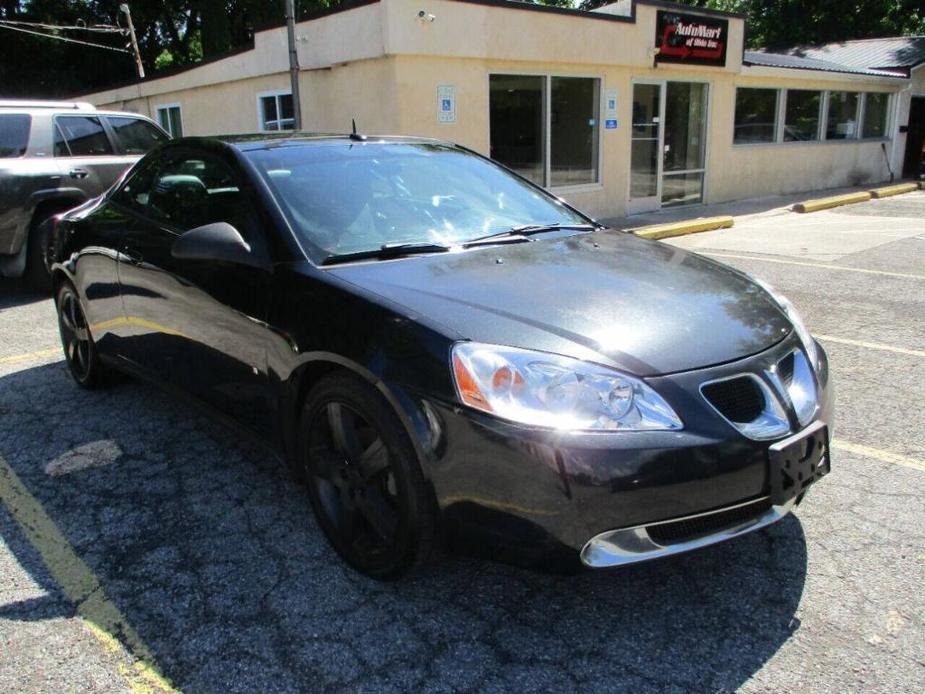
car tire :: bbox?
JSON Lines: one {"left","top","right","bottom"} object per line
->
{"left": 25, "top": 214, "right": 54, "bottom": 293}
{"left": 56, "top": 282, "right": 114, "bottom": 389}
{"left": 297, "top": 373, "right": 437, "bottom": 580}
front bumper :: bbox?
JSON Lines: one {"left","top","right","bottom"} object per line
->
{"left": 408, "top": 334, "right": 833, "bottom": 569}
{"left": 581, "top": 494, "right": 796, "bottom": 568}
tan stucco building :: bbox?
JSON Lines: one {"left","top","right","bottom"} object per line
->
{"left": 78, "top": 0, "right": 925, "bottom": 220}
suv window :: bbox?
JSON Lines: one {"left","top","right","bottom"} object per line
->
{"left": 105, "top": 116, "right": 168, "bottom": 154}
{"left": 54, "top": 115, "right": 113, "bottom": 157}
{"left": 0, "top": 114, "right": 31, "bottom": 158}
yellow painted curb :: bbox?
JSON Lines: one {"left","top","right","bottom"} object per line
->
{"left": 869, "top": 183, "right": 919, "bottom": 199}
{"left": 634, "top": 216, "right": 734, "bottom": 240}
{"left": 792, "top": 192, "right": 872, "bottom": 213}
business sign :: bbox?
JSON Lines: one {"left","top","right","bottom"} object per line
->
{"left": 436, "top": 85, "right": 456, "bottom": 124}
{"left": 655, "top": 10, "right": 728, "bottom": 67}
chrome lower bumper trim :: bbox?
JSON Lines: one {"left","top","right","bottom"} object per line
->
{"left": 580, "top": 495, "right": 796, "bottom": 569}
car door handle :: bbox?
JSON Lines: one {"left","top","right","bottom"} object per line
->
{"left": 68, "top": 168, "right": 89, "bottom": 179}
{"left": 122, "top": 247, "right": 143, "bottom": 265}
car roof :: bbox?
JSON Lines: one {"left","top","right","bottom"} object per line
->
{"left": 0, "top": 99, "right": 96, "bottom": 111}
{"left": 0, "top": 106, "right": 159, "bottom": 121}
{"left": 168, "top": 132, "right": 446, "bottom": 153}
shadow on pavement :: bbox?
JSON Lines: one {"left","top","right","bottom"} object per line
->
{"left": 0, "top": 361, "right": 808, "bottom": 692}
{"left": 0, "top": 279, "right": 49, "bottom": 310}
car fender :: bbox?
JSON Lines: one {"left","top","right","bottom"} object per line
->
{"left": 280, "top": 350, "right": 444, "bottom": 483}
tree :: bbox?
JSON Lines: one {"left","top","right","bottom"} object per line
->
{"left": 577, "top": 0, "right": 925, "bottom": 48}
{"left": 0, "top": 0, "right": 343, "bottom": 97}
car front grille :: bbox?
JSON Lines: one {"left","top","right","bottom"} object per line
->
{"left": 701, "top": 377, "right": 765, "bottom": 423}
{"left": 646, "top": 497, "right": 773, "bottom": 546}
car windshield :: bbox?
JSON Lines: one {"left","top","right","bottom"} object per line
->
{"left": 246, "top": 141, "right": 589, "bottom": 262}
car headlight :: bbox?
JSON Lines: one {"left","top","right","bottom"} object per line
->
{"left": 451, "top": 343, "right": 682, "bottom": 432}
{"left": 755, "top": 279, "right": 819, "bottom": 367}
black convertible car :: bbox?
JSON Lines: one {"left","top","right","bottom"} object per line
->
{"left": 49, "top": 134, "right": 832, "bottom": 579}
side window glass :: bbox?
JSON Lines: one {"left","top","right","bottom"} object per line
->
{"left": 147, "top": 155, "right": 254, "bottom": 235}
{"left": 53, "top": 116, "right": 114, "bottom": 156}
{"left": 106, "top": 116, "right": 168, "bottom": 154}
{"left": 53, "top": 123, "right": 71, "bottom": 157}
{"left": 113, "top": 158, "right": 160, "bottom": 213}
{"left": 0, "top": 114, "right": 31, "bottom": 158}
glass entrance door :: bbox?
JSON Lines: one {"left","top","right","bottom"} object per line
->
{"left": 629, "top": 81, "right": 709, "bottom": 213}
{"left": 662, "top": 82, "right": 708, "bottom": 207}
{"left": 629, "top": 83, "right": 662, "bottom": 214}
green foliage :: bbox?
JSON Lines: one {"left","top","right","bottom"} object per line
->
{"left": 2, "top": 0, "right": 924, "bottom": 98}
{"left": 578, "top": 0, "right": 925, "bottom": 48}
{"left": 0, "top": 0, "right": 344, "bottom": 97}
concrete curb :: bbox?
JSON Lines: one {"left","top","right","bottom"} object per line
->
{"left": 870, "top": 183, "right": 920, "bottom": 199}
{"left": 634, "top": 216, "right": 734, "bottom": 240}
{"left": 792, "top": 192, "right": 872, "bottom": 213}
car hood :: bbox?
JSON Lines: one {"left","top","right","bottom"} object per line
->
{"left": 325, "top": 230, "right": 792, "bottom": 376}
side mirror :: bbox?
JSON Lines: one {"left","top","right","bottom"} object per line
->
{"left": 171, "top": 222, "right": 270, "bottom": 271}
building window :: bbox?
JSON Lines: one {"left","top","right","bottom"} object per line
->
{"left": 826, "top": 92, "right": 860, "bottom": 140}
{"left": 550, "top": 77, "right": 600, "bottom": 187}
{"left": 784, "top": 90, "right": 821, "bottom": 141}
{"left": 734, "top": 88, "right": 778, "bottom": 144}
{"left": 489, "top": 75, "right": 545, "bottom": 186}
{"left": 862, "top": 93, "right": 889, "bottom": 139}
{"left": 258, "top": 91, "right": 295, "bottom": 131}
{"left": 489, "top": 74, "right": 600, "bottom": 188}
{"left": 155, "top": 104, "right": 183, "bottom": 137}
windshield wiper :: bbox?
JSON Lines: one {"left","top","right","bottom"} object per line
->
{"left": 321, "top": 242, "right": 451, "bottom": 266}
{"left": 463, "top": 223, "right": 597, "bottom": 247}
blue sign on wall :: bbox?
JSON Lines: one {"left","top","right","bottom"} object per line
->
{"left": 605, "top": 119, "right": 618, "bottom": 129}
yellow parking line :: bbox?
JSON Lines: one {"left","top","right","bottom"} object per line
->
{"left": 832, "top": 440, "right": 925, "bottom": 473}
{"left": 704, "top": 253, "right": 925, "bottom": 281}
{"left": 0, "top": 347, "right": 61, "bottom": 366}
{"left": 0, "top": 452, "right": 179, "bottom": 694}
{"left": 815, "top": 335, "right": 925, "bottom": 358}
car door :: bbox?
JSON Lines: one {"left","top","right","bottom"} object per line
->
{"left": 53, "top": 114, "right": 131, "bottom": 197}
{"left": 116, "top": 149, "right": 275, "bottom": 435}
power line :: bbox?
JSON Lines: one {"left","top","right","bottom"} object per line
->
{"left": 0, "top": 23, "right": 132, "bottom": 53}
{"left": 0, "top": 19, "right": 126, "bottom": 34}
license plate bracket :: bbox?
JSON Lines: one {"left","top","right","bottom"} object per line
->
{"left": 768, "top": 421, "right": 830, "bottom": 506}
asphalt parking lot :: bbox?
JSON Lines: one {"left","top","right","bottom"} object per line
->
{"left": 1, "top": 192, "right": 924, "bottom": 693}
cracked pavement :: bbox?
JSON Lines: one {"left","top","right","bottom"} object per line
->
{"left": 1, "top": 193, "right": 924, "bottom": 692}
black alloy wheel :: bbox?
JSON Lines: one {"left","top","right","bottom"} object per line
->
{"left": 298, "top": 374, "right": 435, "bottom": 579}
{"left": 56, "top": 282, "right": 109, "bottom": 388}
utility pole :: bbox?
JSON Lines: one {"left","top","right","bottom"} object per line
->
{"left": 119, "top": 4, "right": 145, "bottom": 79}
{"left": 285, "top": 0, "right": 302, "bottom": 130}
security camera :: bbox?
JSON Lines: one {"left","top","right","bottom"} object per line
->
{"left": 417, "top": 9, "right": 435, "bottom": 22}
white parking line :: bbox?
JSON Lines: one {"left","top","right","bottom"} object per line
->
{"left": 703, "top": 253, "right": 925, "bottom": 281}
{"left": 815, "top": 335, "right": 925, "bottom": 358}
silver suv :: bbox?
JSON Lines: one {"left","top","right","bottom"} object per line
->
{"left": 0, "top": 100, "right": 169, "bottom": 289}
